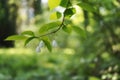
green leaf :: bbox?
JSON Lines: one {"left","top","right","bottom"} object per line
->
{"left": 24, "top": 37, "right": 35, "bottom": 46}
{"left": 50, "top": 12, "right": 57, "bottom": 20}
{"left": 50, "top": 12, "right": 62, "bottom": 20}
{"left": 42, "top": 38, "right": 52, "bottom": 52}
{"left": 48, "top": 0, "right": 61, "bottom": 10}
{"left": 21, "top": 31, "right": 35, "bottom": 36}
{"left": 72, "top": 26, "right": 86, "bottom": 38}
{"left": 39, "top": 21, "right": 61, "bottom": 34}
{"left": 5, "top": 35, "right": 27, "bottom": 40}
{"left": 64, "top": 8, "right": 76, "bottom": 18}
{"left": 64, "top": 19, "right": 72, "bottom": 25}
{"left": 60, "top": 0, "right": 69, "bottom": 7}
{"left": 89, "top": 76, "right": 100, "bottom": 80}
{"left": 62, "top": 25, "right": 72, "bottom": 33}
{"left": 56, "top": 12, "right": 62, "bottom": 19}
{"left": 77, "top": 3, "right": 96, "bottom": 12}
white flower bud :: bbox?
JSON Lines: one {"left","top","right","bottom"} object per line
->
{"left": 36, "top": 46, "right": 41, "bottom": 53}
{"left": 52, "top": 40, "right": 57, "bottom": 47}
{"left": 39, "top": 41, "right": 44, "bottom": 48}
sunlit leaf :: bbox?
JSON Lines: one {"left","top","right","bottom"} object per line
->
{"left": 5, "top": 35, "right": 27, "bottom": 40}
{"left": 21, "top": 31, "right": 35, "bottom": 36}
{"left": 39, "top": 21, "right": 61, "bottom": 34}
{"left": 50, "top": 12, "right": 57, "bottom": 20}
{"left": 50, "top": 12, "right": 62, "bottom": 20}
{"left": 48, "top": 0, "right": 61, "bottom": 10}
{"left": 89, "top": 76, "right": 100, "bottom": 80}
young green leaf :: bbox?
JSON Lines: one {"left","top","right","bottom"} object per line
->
{"left": 50, "top": 12, "right": 57, "bottom": 20}
{"left": 77, "top": 3, "right": 96, "bottom": 12}
{"left": 72, "top": 26, "right": 86, "bottom": 38}
{"left": 64, "top": 8, "right": 76, "bottom": 18}
{"left": 89, "top": 76, "right": 100, "bottom": 80}
{"left": 48, "top": 0, "right": 61, "bottom": 10}
{"left": 5, "top": 35, "right": 27, "bottom": 41}
{"left": 62, "top": 25, "right": 72, "bottom": 33}
{"left": 64, "top": 19, "right": 72, "bottom": 25}
{"left": 50, "top": 12, "right": 62, "bottom": 20}
{"left": 56, "top": 12, "right": 62, "bottom": 19}
{"left": 60, "top": 0, "right": 69, "bottom": 7}
{"left": 42, "top": 38, "right": 52, "bottom": 52}
{"left": 24, "top": 37, "right": 35, "bottom": 46}
{"left": 39, "top": 21, "right": 61, "bottom": 34}
{"left": 21, "top": 31, "right": 35, "bottom": 36}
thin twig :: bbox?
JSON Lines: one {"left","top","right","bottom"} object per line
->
{"left": 38, "top": 13, "right": 65, "bottom": 38}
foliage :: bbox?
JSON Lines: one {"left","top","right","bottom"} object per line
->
{"left": 0, "top": 47, "right": 120, "bottom": 80}
{"left": 0, "top": 48, "right": 86, "bottom": 80}
{"left": 4, "top": 0, "right": 120, "bottom": 80}
{"left": 6, "top": 0, "right": 86, "bottom": 51}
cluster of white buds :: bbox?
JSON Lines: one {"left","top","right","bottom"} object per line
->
{"left": 35, "top": 40, "right": 58, "bottom": 53}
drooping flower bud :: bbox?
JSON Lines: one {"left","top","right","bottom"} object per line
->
{"left": 39, "top": 40, "right": 44, "bottom": 48}
{"left": 52, "top": 40, "right": 58, "bottom": 47}
{"left": 36, "top": 46, "right": 41, "bottom": 53}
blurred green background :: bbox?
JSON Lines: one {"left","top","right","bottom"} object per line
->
{"left": 0, "top": 0, "right": 120, "bottom": 80}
